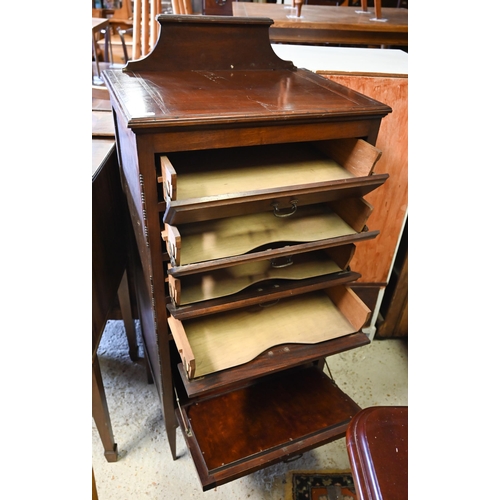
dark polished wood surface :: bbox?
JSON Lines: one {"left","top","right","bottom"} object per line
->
{"left": 106, "top": 16, "right": 391, "bottom": 131}
{"left": 179, "top": 366, "right": 362, "bottom": 490}
{"left": 232, "top": 4, "right": 408, "bottom": 46}
{"left": 346, "top": 406, "right": 408, "bottom": 500}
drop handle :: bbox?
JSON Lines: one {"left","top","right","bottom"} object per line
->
{"left": 271, "top": 257, "right": 293, "bottom": 268}
{"left": 272, "top": 199, "right": 298, "bottom": 217}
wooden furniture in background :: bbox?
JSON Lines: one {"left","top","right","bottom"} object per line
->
{"left": 232, "top": 4, "right": 408, "bottom": 47}
{"left": 103, "top": 15, "right": 392, "bottom": 491}
{"left": 94, "top": 1, "right": 134, "bottom": 66}
{"left": 271, "top": 44, "right": 408, "bottom": 338}
{"left": 377, "top": 218, "right": 407, "bottom": 338}
{"left": 322, "top": 71, "right": 407, "bottom": 335}
{"left": 361, "top": 0, "right": 382, "bottom": 19}
{"left": 132, "top": 0, "right": 162, "bottom": 59}
{"left": 92, "top": 17, "right": 109, "bottom": 83}
{"left": 346, "top": 406, "right": 408, "bottom": 500}
{"left": 92, "top": 101, "right": 139, "bottom": 461}
{"left": 173, "top": 0, "right": 193, "bottom": 14}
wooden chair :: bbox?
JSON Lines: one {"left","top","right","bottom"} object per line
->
{"left": 171, "top": 0, "right": 193, "bottom": 14}
{"left": 360, "top": 0, "right": 382, "bottom": 19}
{"left": 132, "top": 0, "right": 162, "bottom": 60}
{"left": 346, "top": 406, "right": 408, "bottom": 500}
{"left": 93, "top": 1, "right": 134, "bottom": 65}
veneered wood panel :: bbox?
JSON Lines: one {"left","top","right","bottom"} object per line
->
{"left": 320, "top": 74, "right": 408, "bottom": 284}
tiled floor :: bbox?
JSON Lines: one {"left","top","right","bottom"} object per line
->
{"left": 92, "top": 320, "right": 408, "bottom": 499}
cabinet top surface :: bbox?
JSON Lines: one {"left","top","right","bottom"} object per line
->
{"left": 102, "top": 15, "right": 391, "bottom": 130}
{"left": 104, "top": 67, "right": 391, "bottom": 129}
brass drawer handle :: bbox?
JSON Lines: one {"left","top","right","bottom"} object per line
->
{"left": 271, "top": 257, "right": 293, "bottom": 268}
{"left": 272, "top": 199, "right": 298, "bottom": 218}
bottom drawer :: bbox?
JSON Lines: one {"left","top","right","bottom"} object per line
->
{"left": 176, "top": 365, "right": 361, "bottom": 491}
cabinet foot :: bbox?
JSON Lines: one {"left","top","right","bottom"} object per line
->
{"left": 103, "top": 443, "right": 118, "bottom": 462}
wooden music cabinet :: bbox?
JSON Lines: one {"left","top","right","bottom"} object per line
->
{"left": 103, "top": 15, "right": 391, "bottom": 491}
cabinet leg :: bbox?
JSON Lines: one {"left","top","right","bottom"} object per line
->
{"left": 117, "top": 270, "right": 139, "bottom": 362}
{"left": 92, "top": 356, "right": 118, "bottom": 462}
{"left": 167, "top": 424, "right": 177, "bottom": 461}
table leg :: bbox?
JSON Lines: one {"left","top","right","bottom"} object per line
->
{"left": 92, "top": 356, "right": 118, "bottom": 462}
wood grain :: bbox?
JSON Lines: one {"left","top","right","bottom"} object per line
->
{"left": 159, "top": 139, "right": 380, "bottom": 203}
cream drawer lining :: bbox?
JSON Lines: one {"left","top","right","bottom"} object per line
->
{"left": 168, "top": 287, "right": 369, "bottom": 379}
{"left": 169, "top": 253, "right": 343, "bottom": 305}
{"left": 167, "top": 205, "right": 356, "bottom": 266}
{"left": 168, "top": 158, "right": 353, "bottom": 201}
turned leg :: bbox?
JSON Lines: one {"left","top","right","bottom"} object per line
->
{"left": 92, "top": 356, "right": 118, "bottom": 462}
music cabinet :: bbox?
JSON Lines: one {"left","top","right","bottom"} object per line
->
{"left": 103, "top": 15, "right": 391, "bottom": 491}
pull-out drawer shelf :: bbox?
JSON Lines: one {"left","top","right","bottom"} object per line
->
{"left": 167, "top": 246, "right": 357, "bottom": 312}
{"left": 163, "top": 201, "right": 377, "bottom": 270}
{"left": 168, "top": 285, "right": 370, "bottom": 381}
{"left": 159, "top": 138, "right": 387, "bottom": 225}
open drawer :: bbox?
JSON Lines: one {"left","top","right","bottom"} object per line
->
{"left": 163, "top": 200, "right": 376, "bottom": 270}
{"left": 175, "top": 364, "right": 362, "bottom": 491}
{"left": 168, "top": 284, "right": 370, "bottom": 381}
{"left": 167, "top": 246, "right": 357, "bottom": 311}
{"left": 159, "top": 138, "right": 388, "bottom": 225}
